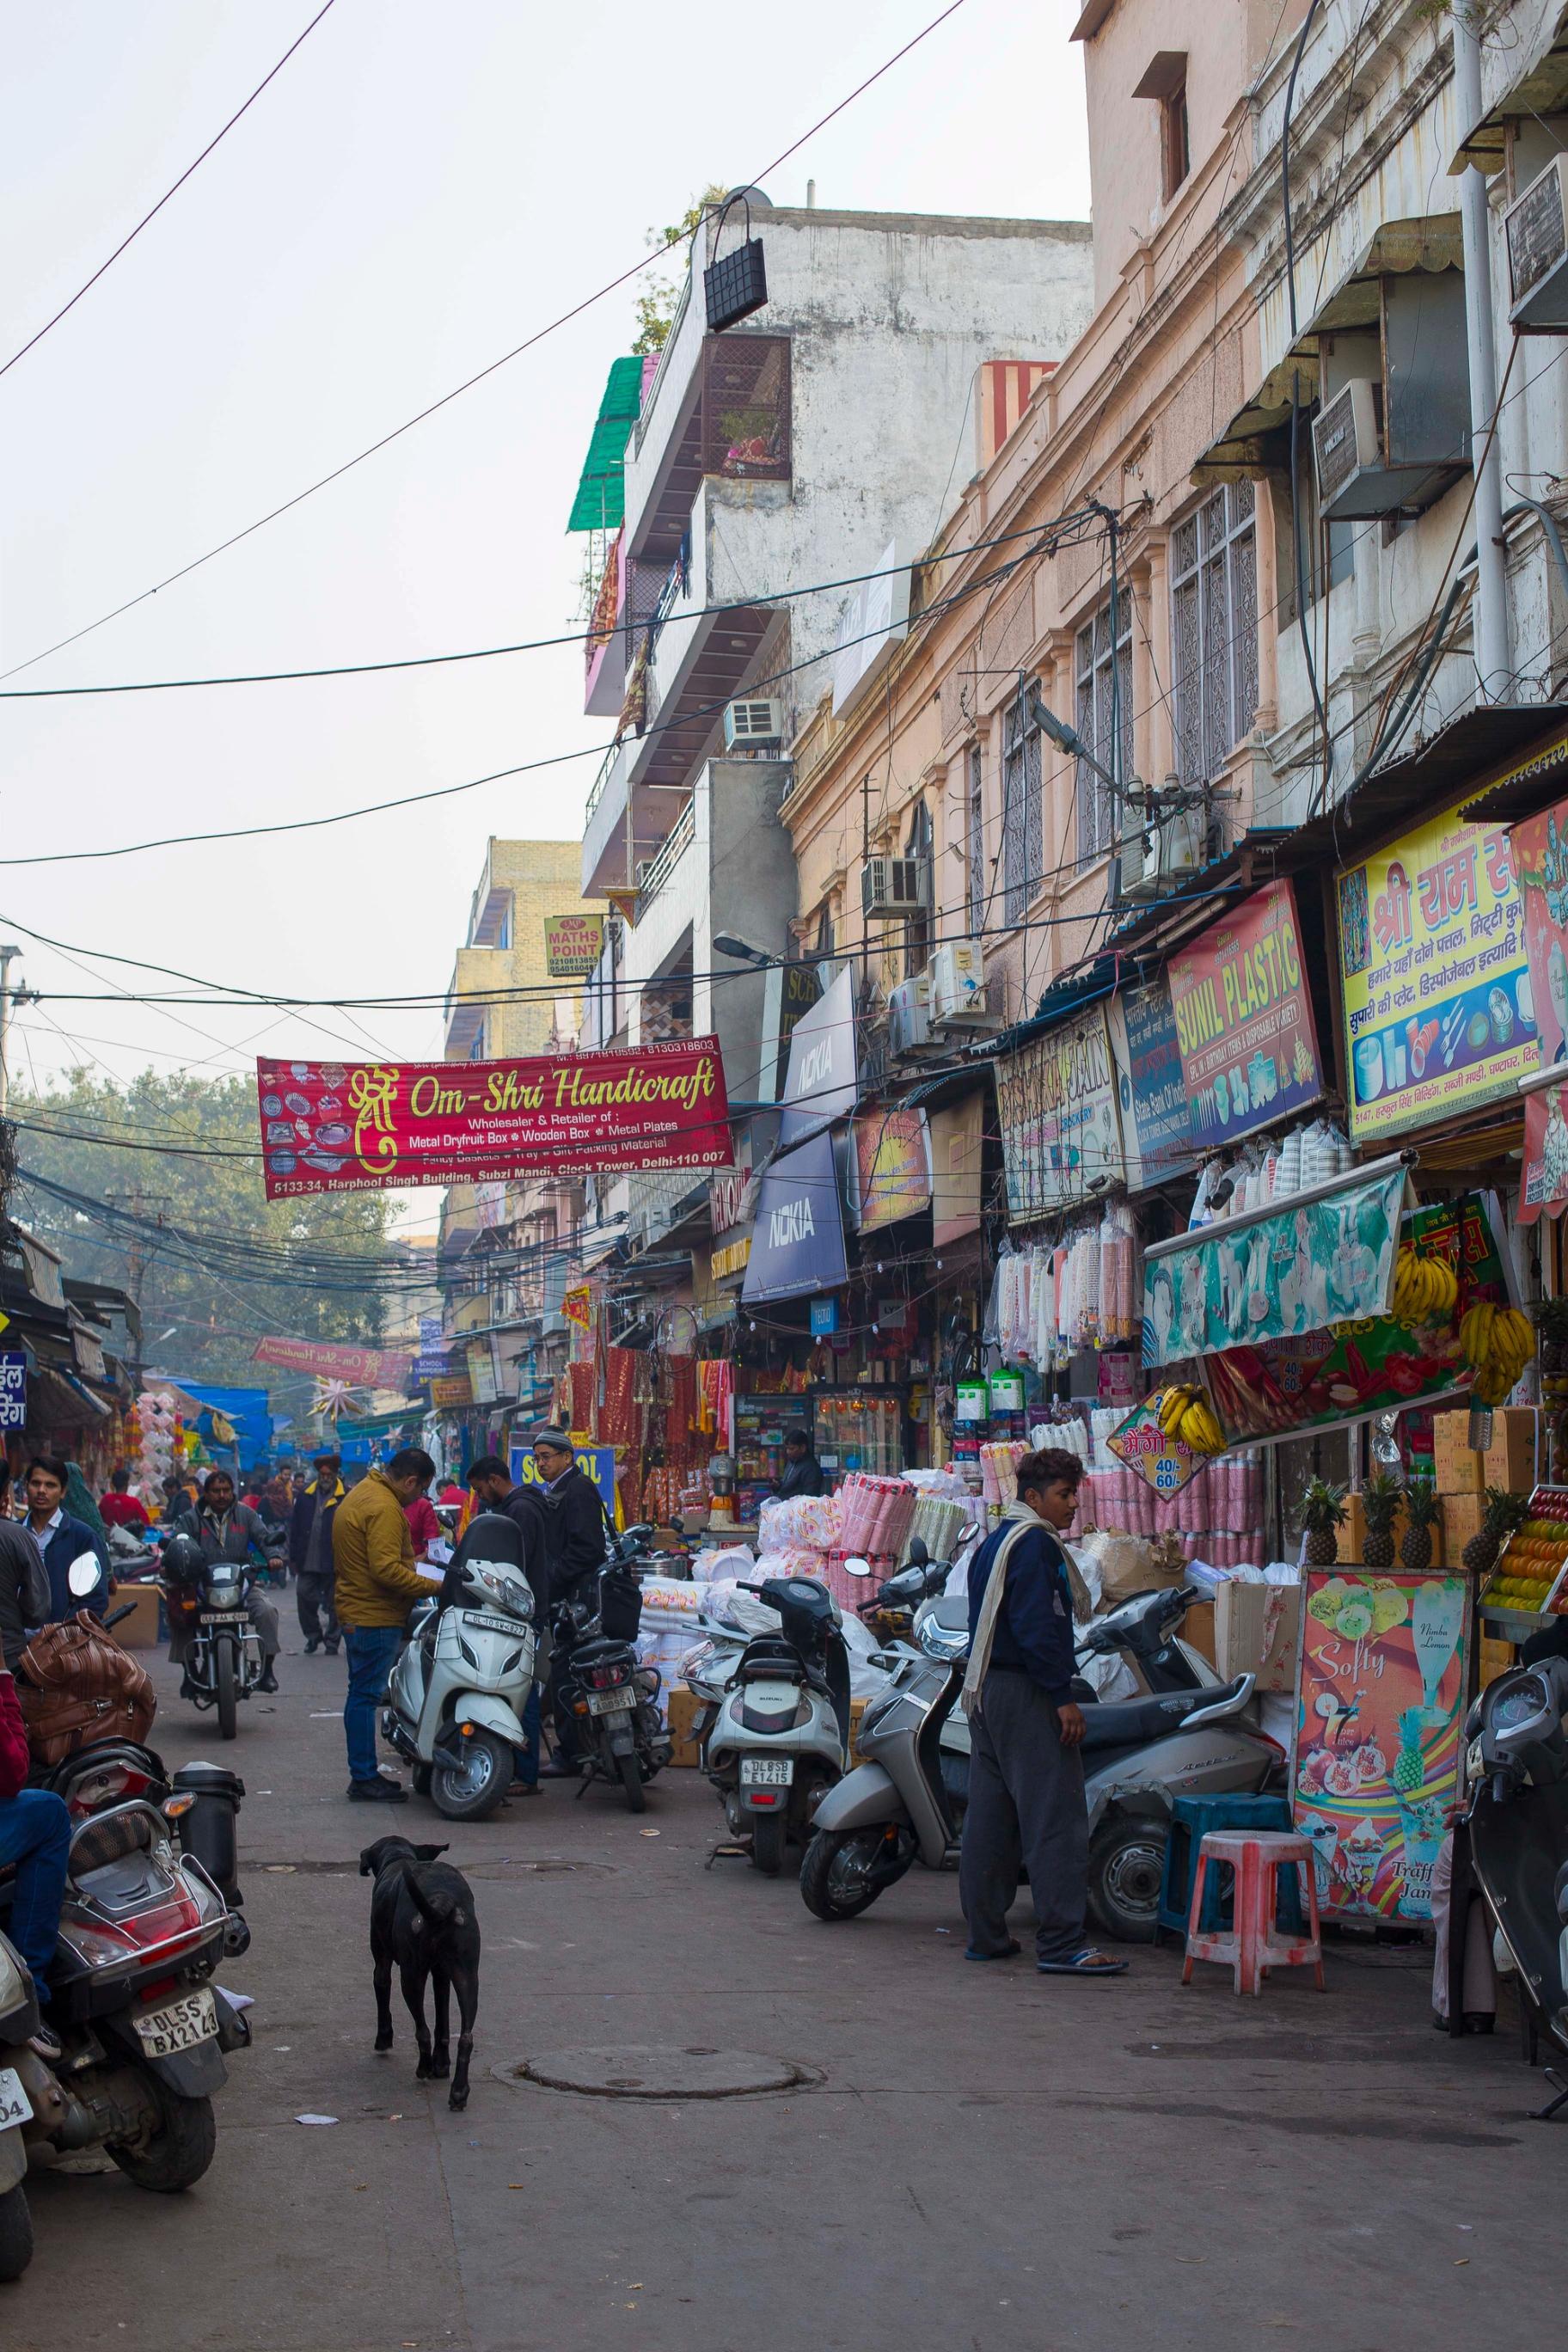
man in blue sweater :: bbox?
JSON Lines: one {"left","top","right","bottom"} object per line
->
{"left": 958, "top": 1446, "right": 1127, "bottom": 1975}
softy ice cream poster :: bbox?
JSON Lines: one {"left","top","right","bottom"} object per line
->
{"left": 1293, "top": 1570, "right": 1472, "bottom": 1922}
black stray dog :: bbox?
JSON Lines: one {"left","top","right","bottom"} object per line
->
{"left": 358, "top": 1836, "right": 481, "bottom": 2110}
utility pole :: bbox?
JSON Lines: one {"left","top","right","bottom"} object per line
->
{"left": 107, "top": 1186, "right": 172, "bottom": 1390}
{"left": 1454, "top": 3, "right": 1510, "bottom": 699}
{"left": 0, "top": 945, "right": 23, "bottom": 1120}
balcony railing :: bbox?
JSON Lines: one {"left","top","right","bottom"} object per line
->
{"left": 635, "top": 795, "right": 696, "bottom": 918}
{"left": 585, "top": 739, "right": 621, "bottom": 827}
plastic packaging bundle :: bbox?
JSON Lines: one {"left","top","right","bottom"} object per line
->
{"left": 899, "top": 1494, "right": 970, "bottom": 1567}
{"left": 756, "top": 1493, "right": 841, "bottom": 1558}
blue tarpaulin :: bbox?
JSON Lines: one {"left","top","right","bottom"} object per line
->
{"left": 172, "top": 1381, "right": 274, "bottom": 1466}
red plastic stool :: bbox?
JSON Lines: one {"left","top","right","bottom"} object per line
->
{"left": 1180, "top": 1829, "right": 1325, "bottom": 1996}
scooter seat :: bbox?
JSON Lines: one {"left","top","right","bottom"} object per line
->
{"left": 1075, "top": 1675, "right": 1250, "bottom": 1752}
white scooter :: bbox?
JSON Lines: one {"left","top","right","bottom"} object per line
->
{"left": 704, "top": 1577, "right": 853, "bottom": 1874}
{"left": 382, "top": 1512, "right": 538, "bottom": 1821}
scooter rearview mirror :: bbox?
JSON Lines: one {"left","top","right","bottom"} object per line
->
{"left": 67, "top": 1554, "right": 101, "bottom": 1598}
{"left": 843, "top": 1558, "right": 873, "bottom": 1579}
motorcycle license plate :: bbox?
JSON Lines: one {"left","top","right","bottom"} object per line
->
{"left": 132, "top": 1987, "right": 217, "bottom": 2059}
{"left": 740, "top": 1756, "right": 794, "bottom": 1786}
{"left": 0, "top": 2067, "right": 32, "bottom": 2128}
{"left": 465, "top": 1614, "right": 529, "bottom": 1638}
{"left": 586, "top": 1686, "right": 635, "bottom": 1715}
{"left": 199, "top": 1612, "right": 247, "bottom": 1626}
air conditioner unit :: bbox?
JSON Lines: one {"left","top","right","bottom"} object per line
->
{"left": 1311, "top": 261, "right": 1471, "bottom": 522}
{"left": 1507, "top": 156, "right": 1568, "bottom": 332}
{"left": 724, "top": 696, "right": 783, "bottom": 749}
{"left": 887, "top": 975, "right": 933, "bottom": 1057}
{"left": 1312, "top": 378, "right": 1380, "bottom": 507}
{"left": 861, "top": 855, "right": 928, "bottom": 919}
{"left": 928, "top": 940, "right": 993, "bottom": 1027}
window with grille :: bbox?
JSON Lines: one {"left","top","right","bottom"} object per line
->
{"left": 1170, "top": 481, "right": 1259, "bottom": 787}
{"left": 1001, "top": 689, "right": 1044, "bottom": 926}
{"left": 1074, "top": 603, "right": 1131, "bottom": 864}
{"left": 966, "top": 742, "right": 986, "bottom": 935}
{"left": 814, "top": 900, "right": 834, "bottom": 957}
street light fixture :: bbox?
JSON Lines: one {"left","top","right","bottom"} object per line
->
{"left": 713, "top": 934, "right": 776, "bottom": 969}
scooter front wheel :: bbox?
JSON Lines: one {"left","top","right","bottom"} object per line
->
{"left": 215, "top": 1640, "right": 238, "bottom": 1741}
{"left": 0, "top": 2181, "right": 34, "bottom": 2281}
{"left": 800, "top": 1824, "right": 913, "bottom": 1920}
{"left": 432, "top": 1729, "right": 512, "bottom": 1822}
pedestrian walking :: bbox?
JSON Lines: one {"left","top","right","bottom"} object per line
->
{"left": 465, "top": 1455, "right": 551, "bottom": 1792}
{"left": 331, "top": 1448, "right": 442, "bottom": 1804}
{"left": 22, "top": 1456, "right": 110, "bottom": 1622}
{"left": 99, "top": 1467, "right": 151, "bottom": 1534}
{"left": 958, "top": 1446, "right": 1127, "bottom": 1977}
{"left": 529, "top": 1429, "right": 609, "bottom": 1779}
{"left": 290, "top": 1452, "right": 344, "bottom": 1656}
{"left": 404, "top": 1486, "right": 442, "bottom": 1563}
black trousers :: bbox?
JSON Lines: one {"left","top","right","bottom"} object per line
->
{"left": 959, "top": 1669, "right": 1087, "bottom": 1963}
{"left": 297, "top": 1570, "right": 339, "bottom": 1646}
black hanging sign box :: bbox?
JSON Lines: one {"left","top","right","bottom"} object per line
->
{"left": 704, "top": 198, "right": 769, "bottom": 333}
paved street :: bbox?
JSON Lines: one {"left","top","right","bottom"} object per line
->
{"left": 8, "top": 1638, "right": 1552, "bottom": 2352}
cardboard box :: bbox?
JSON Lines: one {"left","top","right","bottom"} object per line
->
{"left": 1180, "top": 1599, "right": 1216, "bottom": 1667}
{"left": 1479, "top": 1636, "right": 1516, "bottom": 1687}
{"left": 1480, "top": 1406, "right": 1543, "bottom": 1494}
{"left": 1215, "top": 1581, "right": 1302, "bottom": 1693}
{"left": 1337, "top": 1494, "right": 1409, "bottom": 1561}
{"left": 1442, "top": 1493, "right": 1485, "bottom": 1559}
{"left": 665, "top": 1683, "right": 705, "bottom": 1768}
{"left": 108, "top": 1584, "right": 162, "bottom": 1651}
{"left": 1432, "top": 1412, "right": 1483, "bottom": 1494}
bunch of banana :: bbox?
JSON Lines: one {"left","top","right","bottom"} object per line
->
{"left": 1460, "top": 1302, "right": 1535, "bottom": 1406}
{"left": 1154, "top": 1383, "right": 1226, "bottom": 1455}
{"left": 1392, "top": 1246, "right": 1459, "bottom": 1322}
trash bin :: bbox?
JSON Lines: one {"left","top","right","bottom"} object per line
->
{"left": 169, "top": 1761, "right": 246, "bottom": 1910}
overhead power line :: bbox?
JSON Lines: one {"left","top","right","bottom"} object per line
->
{"left": 0, "top": 0, "right": 340, "bottom": 383}
{"left": 0, "top": 0, "right": 971, "bottom": 683}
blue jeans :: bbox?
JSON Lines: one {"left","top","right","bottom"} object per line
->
{"left": 0, "top": 1788, "right": 71, "bottom": 1988}
{"left": 518, "top": 1686, "right": 540, "bottom": 1786}
{"left": 342, "top": 1624, "right": 402, "bottom": 1785}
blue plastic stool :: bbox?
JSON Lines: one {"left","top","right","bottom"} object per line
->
{"left": 1157, "top": 1793, "right": 1304, "bottom": 1942}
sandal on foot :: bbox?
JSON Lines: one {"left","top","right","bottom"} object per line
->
{"left": 1036, "top": 1947, "right": 1129, "bottom": 1975}
{"left": 965, "top": 1939, "right": 1022, "bottom": 1962}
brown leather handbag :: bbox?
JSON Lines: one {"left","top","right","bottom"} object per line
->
{"left": 15, "top": 1612, "right": 157, "bottom": 1766}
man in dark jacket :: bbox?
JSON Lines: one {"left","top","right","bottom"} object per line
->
{"left": 22, "top": 1456, "right": 109, "bottom": 1622}
{"left": 172, "top": 1469, "right": 282, "bottom": 1691}
{"left": 775, "top": 1427, "right": 826, "bottom": 1498}
{"left": 290, "top": 1453, "right": 344, "bottom": 1656}
{"left": 530, "top": 1430, "right": 609, "bottom": 1602}
{"left": 0, "top": 1517, "right": 50, "bottom": 1669}
{"left": 465, "top": 1456, "right": 550, "bottom": 1793}
{"left": 958, "top": 1447, "right": 1126, "bottom": 1978}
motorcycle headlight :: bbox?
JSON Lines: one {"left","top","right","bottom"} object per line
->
{"left": 472, "top": 1566, "right": 532, "bottom": 1619}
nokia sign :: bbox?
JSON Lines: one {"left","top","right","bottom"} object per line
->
{"left": 779, "top": 968, "right": 859, "bottom": 1144}
{"left": 742, "top": 1129, "right": 848, "bottom": 1304}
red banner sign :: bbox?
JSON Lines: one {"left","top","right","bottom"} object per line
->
{"left": 255, "top": 1041, "right": 732, "bottom": 1198}
{"left": 252, "top": 1336, "right": 413, "bottom": 1389}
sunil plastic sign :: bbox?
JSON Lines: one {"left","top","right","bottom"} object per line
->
{"left": 1142, "top": 1163, "right": 1411, "bottom": 1367}
{"left": 1167, "top": 879, "right": 1323, "bottom": 1151}
{"left": 1293, "top": 1569, "right": 1471, "bottom": 1924}
{"left": 1336, "top": 796, "right": 1531, "bottom": 1143}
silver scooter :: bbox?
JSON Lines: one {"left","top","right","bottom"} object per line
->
{"left": 382, "top": 1513, "right": 538, "bottom": 1822}
{"left": 704, "top": 1577, "right": 852, "bottom": 1874}
{"left": 1463, "top": 1652, "right": 1568, "bottom": 2118}
{"left": 801, "top": 1582, "right": 1274, "bottom": 1940}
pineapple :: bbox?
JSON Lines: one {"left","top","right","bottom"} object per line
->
{"left": 1361, "top": 1471, "right": 1402, "bottom": 1570}
{"left": 1392, "top": 1706, "right": 1426, "bottom": 1797}
{"left": 1535, "top": 1296, "right": 1568, "bottom": 1380}
{"left": 1463, "top": 1484, "right": 1527, "bottom": 1579}
{"left": 1301, "top": 1476, "right": 1349, "bottom": 1566}
{"left": 1400, "top": 1478, "right": 1440, "bottom": 1574}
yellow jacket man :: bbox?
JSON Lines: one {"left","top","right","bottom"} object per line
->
{"left": 332, "top": 1449, "right": 440, "bottom": 1803}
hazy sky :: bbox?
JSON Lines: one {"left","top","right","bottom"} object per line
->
{"left": 0, "top": 0, "right": 1090, "bottom": 1230}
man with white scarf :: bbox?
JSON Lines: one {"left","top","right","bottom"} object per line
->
{"left": 959, "top": 1447, "right": 1128, "bottom": 1976}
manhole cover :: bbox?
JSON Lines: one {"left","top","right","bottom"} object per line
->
{"left": 463, "top": 1857, "right": 616, "bottom": 1881}
{"left": 499, "top": 2045, "right": 816, "bottom": 2100}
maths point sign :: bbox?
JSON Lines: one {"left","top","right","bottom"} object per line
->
{"left": 255, "top": 1043, "right": 732, "bottom": 1199}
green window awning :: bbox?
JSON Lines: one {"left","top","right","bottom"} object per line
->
{"left": 567, "top": 355, "right": 645, "bottom": 533}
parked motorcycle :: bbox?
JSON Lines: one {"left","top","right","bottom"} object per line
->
{"left": 801, "top": 1581, "right": 1275, "bottom": 1939}
{"left": 1464, "top": 1651, "right": 1568, "bottom": 2118}
{"left": 703, "top": 1577, "right": 851, "bottom": 1874}
{"left": 0, "top": 1932, "right": 38, "bottom": 2280}
{"left": 1, "top": 1798, "right": 248, "bottom": 2196}
{"left": 383, "top": 1511, "right": 538, "bottom": 1821}
{"left": 160, "top": 1534, "right": 264, "bottom": 1740}
{"left": 552, "top": 1531, "right": 670, "bottom": 1812}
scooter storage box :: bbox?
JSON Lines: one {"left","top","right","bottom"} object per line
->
{"left": 170, "top": 1761, "right": 245, "bottom": 1907}
{"left": 598, "top": 1567, "right": 643, "bottom": 1643}
{"left": 1157, "top": 1793, "right": 1302, "bottom": 1943}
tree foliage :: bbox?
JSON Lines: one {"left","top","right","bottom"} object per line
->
{"left": 12, "top": 1069, "right": 397, "bottom": 1389}
{"left": 633, "top": 185, "right": 728, "bottom": 356}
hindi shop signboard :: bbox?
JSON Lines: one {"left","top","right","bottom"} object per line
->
{"left": 1109, "top": 978, "right": 1193, "bottom": 1189}
{"left": 1167, "top": 879, "right": 1323, "bottom": 1152}
{"left": 543, "top": 913, "right": 605, "bottom": 980}
{"left": 0, "top": 1351, "right": 26, "bottom": 1431}
{"left": 253, "top": 1336, "right": 413, "bottom": 1390}
{"left": 255, "top": 1042, "right": 732, "bottom": 1198}
{"left": 995, "top": 1004, "right": 1125, "bottom": 1219}
{"left": 1336, "top": 797, "right": 1529, "bottom": 1143}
